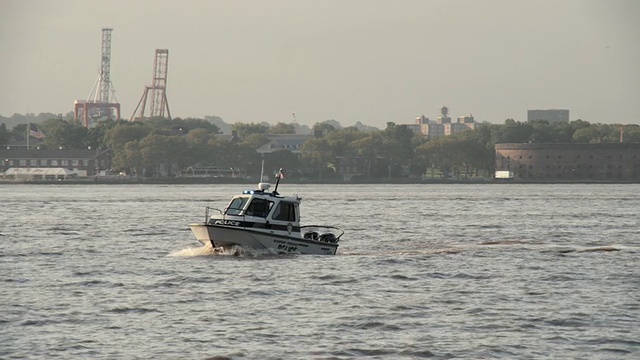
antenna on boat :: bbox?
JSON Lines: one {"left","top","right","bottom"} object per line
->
{"left": 257, "top": 158, "right": 271, "bottom": 191}
{"left": 273, "top": 168, "right": 284, "bottom": 195}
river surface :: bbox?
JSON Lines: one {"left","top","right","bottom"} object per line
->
{"left": 1, "top": 183, "right": 639, "bottom": 359}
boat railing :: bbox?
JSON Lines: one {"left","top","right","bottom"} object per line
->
{"left": 204, "top": 206, "right": 222, "bottom": 223}
{"left": 205, "top": 206, "right": 251, "bottom": 229}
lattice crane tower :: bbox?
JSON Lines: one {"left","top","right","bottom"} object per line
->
{"left": 98, "top": 28, "right": 113, "bottom": 111}
{"left": 130, "top": 49, "right": 172, "bottom": 120}
{"left": 74, "top": 28, "right": 121, "bottom": 127}
{"left": 150, "top": 49, "right": 170, "bottom": 118}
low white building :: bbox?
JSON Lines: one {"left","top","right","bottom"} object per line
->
{"left": 2, "top": 167, "right": 80, "bottom": 180}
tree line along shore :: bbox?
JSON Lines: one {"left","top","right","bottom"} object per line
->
{"left": 1, "top": 115, "right": 639, "bottom": 181}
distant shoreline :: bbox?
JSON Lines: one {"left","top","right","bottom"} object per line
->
{"left": 1, "top": 177, "right": 639, "bottom": 185}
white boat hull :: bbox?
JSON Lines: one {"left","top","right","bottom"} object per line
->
{"left": 189, "top": 224, "right": 339, "bottom": 255}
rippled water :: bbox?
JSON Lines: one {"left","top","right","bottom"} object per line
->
{"left": 1, "top": 183, "right": 639, "bottom": 359}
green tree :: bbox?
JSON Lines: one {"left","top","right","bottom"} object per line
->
{"left": 455, "top": 132, "right": 494, "bottom": 177}
{"left": 301, "top": 137, "right": 334, "bottom": 179}
{"left": 312, "top": 122, "right": 337, "bottom": 135}
{"left": 0, "top": 123, "right": 9, "bottom": 147}
{"left": 143, "top": 117, "right": 174, "bottom": 131}
{"left": 145, "top": 117, "right": 220, "bottom": 135}
{"left": 241, "top": 133, "right": 270, "bottom": 150}
{"left": 380, "top": 122, "right": 414, "bottom": 178}
{"left": 85, "top": 119, "right": 118, "bottom": 149}
{"left": 599, "top": 124, "right": 623, "bottom": 142}
{"left": 528, "top": 120, "right": 557, "bottom": 143}
{"left": 139, "top": 134, "right": 189, "bottom": 176}
{"left": 573, "top": 125, "right": 606, "bottom": 143}
{"left": 185, "top": 128, "right": 212, "bottom": 144}
{"left": 112, "top": 140, "right": 144, "bottom": 176}
{"left": 316, "top": 119, "right": 342, "bottom": 130}
{"left": 232, "top": 122, "right": 269, "bottom": 139}
{"left": 181, "top": 117, "right": 220, "bottom": 134}
{"left": 415, "top": 137, "right": 460, "bottom": 179}
{"left": 269, "top": 122, "right": 296, "bottom": 134}
{"left": 264, "top": 150, "right": 301, "bottom": 178}
{"left": 10, "top": 123, "right": 28, "bottom": 143}
{"left": 490, "top": 119, "right": 534, "bottom": 144}
{"left": 182, "top": 128, "right": 214, "bottom": 166}
{"left": 351, "top": 132, "right": 383, "bottom": 177}
{"left": 415, "top": 133, "right": 492, "bottom": 180}
{"left": 622, "top": 125, "right": 640, "bottom": 143}
{"left": 205, "top": 138, "right": 240, "bottom": 168}
{"left": 104, "top": 122, "right": 151, "bottom": 151}
{"left": 324, "top": 127, "right": 365, "bottom": 157}
{"left": 233, "top": 143, "right": 262, "bottom": 178}
{"left": 40, "top": 118, "right": 88, "bottom": 149}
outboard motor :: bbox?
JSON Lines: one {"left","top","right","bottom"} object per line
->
{"left": 318, "top": 233, "right": 337, "bottom": 243}
{"left": 304, "top": 231, "right": 319, "bottom": 241}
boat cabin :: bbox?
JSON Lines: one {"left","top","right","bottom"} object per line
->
{"left": 220, "top": 183, "right": 301, "bottom": 228}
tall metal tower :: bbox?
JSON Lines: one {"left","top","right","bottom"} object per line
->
{"left": 150, "top": 49, "right": 169, "bottom": 118}
{"left": 98, "top": 28, "right": 113, "bottom": 112}
{"left": 74, "top": 27, "right": 120, "bottom": 127}
{"left": 130, "top": 49, "right": 172, "bottom": 120}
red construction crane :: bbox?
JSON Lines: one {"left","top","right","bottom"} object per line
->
{"left": 130, "top": 49, "right": 172, "bottom": 120}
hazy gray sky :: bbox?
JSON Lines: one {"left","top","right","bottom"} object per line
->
{"left": 1, "top": 0, "right": 638, "bottom": 128}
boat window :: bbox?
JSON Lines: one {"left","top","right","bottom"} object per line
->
{"left": 272, "top": 201, "right": 297, "bottom": 222}
{"left": 225, "top": 197, "right": 249, "bottom": 216}
{"left": 245, "top": 198, "right": 272, "bottom": 218}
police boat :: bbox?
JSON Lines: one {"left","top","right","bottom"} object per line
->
{"left": 188, "top": 170, "right": 344, "bottom": 255}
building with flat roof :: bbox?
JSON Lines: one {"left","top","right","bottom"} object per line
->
{"left": 527, "top": 109, "right": 570, "bottom": 123}
{"left": 495, "top": 143, "right": 640, "bottom": 181}
{"left": 404, "top": 110, "right": 475, "bottom": 139}
{"left": 1, "top": 148, "right": 112, "bottom": 179}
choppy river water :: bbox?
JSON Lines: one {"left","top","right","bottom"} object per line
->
{"left": 1, "top": 183, "right": 639, "bottom": 359}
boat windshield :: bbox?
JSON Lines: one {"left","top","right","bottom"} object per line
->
{"left": 225, "top": 197, "right": 249, "bottom": 216}
{"left": 245, "top": 198, "right": 273, "bottom": 218}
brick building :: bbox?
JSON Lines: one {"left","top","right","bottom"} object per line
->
{"left": 495, "top": 143, "right": 640, "bottom": 181}
{"left": 405, "top": 113, "right": 475, "bottom": 139}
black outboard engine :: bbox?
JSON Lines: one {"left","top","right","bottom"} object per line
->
{"left": 318, "top": 233, "right": 337, "bottom": 243}
{"left": 304, "top": 231, "right": 319, "bottom": 241}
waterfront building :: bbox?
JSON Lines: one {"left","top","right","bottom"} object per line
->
{"left": 495, "top": 143, "right": 640, "bottom": 181}
{"left": 0, "top": 148, "right": 112, "bottom": 180}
